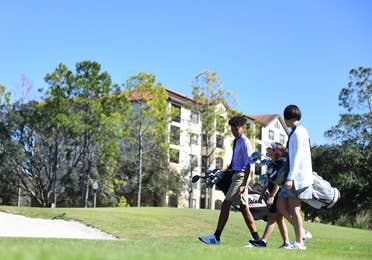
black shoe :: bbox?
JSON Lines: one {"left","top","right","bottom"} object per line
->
{"left": 249, "top": 240, "right": 267, "bottom": 248}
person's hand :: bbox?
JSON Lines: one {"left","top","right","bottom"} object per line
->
{"left": 239, "top": 185, "right": 246, "bottom": 194}
{"left": 267, "top": 196, "right": 274, "bottom": 205}
{"left": 285, "top": 180, "right": 293, "bottom": 190}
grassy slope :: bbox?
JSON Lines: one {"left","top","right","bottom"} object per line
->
{"left": 0, "top": 206, "right": 371, "bottom": 260}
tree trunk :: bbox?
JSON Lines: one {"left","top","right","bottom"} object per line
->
{"left": 84, "top": 159, "right": 92, "bottom": 208}
{"left": 52, "top": 132, "right": 59, "bottom": 207}
{"left": 137, "top": 131, "right": 143, "bottom": 207}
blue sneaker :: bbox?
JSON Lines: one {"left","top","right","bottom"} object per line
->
{"left": 199, "top": 234, "right": 220, "bottom": 245}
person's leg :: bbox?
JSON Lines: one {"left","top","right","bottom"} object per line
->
{"left": 277, "top": 196, "right": 293, "bottom": 224}
{"left": 277, "top": 197, "right": 309, "bottom": 244}
{"left": 260, "top": 213, "right": 276, "bottom": 242}
{"left": 214, "top": 199, "right": 232, "bottom": 240}
{"left": 276, "top": 214, "right": 290, "bottom": 244}
{"left": 240, "top": 205, "right": 259, "bottom": 240}
{"left": 199, "top": 198, "right": 232, "bottom": 245}
{"left": 213, "top": 172, "right": 241, "bottom": 241}
{"left": 288, "top": 198, "right": 303, "bottom": 244}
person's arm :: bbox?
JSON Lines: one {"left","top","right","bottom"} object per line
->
{"left": 285, "top": 130, "right": 302, "bottom": 190}
{"left": 239, "top": 169, "right": 250, "bottom": 194}
{"left": 241, "top": 138, "right": 253, "bottom": 187}
{"left": 270, "top": 184, "right": 280, "bottom": 198}
{"left": 259, "top": 186, "right": 268, "bottom": 201}
{"left": 267, "top": 184, "right": 279, "bottom": 205}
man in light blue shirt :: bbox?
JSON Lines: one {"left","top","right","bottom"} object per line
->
{"left": 199, "top": 116, "right": 259, "bottom": 246}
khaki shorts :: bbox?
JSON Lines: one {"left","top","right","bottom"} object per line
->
{"left": 225, "top": 171, "right": 249, "bottom": 205}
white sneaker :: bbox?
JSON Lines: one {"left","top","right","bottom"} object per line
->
{"left": 279, "top": 243, "right": 292, "bottom": 249}
{"left": 290, "top": 241, "right": 306, "bottom": 250}
{"left": 199, "top": 234, "right": 220, "bottom": 245}
{"left": 303, "top": 230, "right": 312, "bottom": 242}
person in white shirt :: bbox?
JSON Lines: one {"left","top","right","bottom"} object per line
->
{"left": 199, "top": 116, "right": 259, "bottom": 245}
{"left": 277, "top": 105, "right": 313, "bottom": 250}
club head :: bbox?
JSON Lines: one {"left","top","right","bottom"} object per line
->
{"left": 258, "top": 174, "right": 269, "bottom": 186}
{"left": 192, "top": 175, "right": 200, "bottom": 183}
{"left": 251, "top": 152, "right": 261, "bottom": 162}
{"left": 206, "top": 167, "right": 218, "bottom": 175}
{"left": 261, "top": 159, "right": 271, "bottom": 165}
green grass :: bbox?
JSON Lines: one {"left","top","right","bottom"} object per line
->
{"left": 0, "top": 206, "right": 371, "bottom": 260}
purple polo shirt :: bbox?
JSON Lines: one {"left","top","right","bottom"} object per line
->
{"left": 231, "top": 134, "right": 253, "bottom": 171}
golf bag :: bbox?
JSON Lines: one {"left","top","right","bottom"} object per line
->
{"left": 260, "top": 158, "right": 288, "bottom": 186}
{"left": 303, "top": 172, "right": 341, "bottom": 209}
{"left": 259, "top": 158, "right": 340, "bottom": 209}
{"left": 192, "top": 167, "right": 268, "bottom": 221}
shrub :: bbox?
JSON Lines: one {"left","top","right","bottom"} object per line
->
{"left": 335, "top": 214, "right": 352, "bottom": 227}
{"left": 354, "top": 210, "right": 371, "bottom": 229}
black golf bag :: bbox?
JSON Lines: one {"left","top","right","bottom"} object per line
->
{"left": 193, "top": 168, "right": 268, "bottom": 221}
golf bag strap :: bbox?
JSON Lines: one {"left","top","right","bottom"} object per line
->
{"left": 227, "top": 138, "right": 237, "bottom": 170}
{"left": 286, "top": 125, "right": 297, "bottom": 166}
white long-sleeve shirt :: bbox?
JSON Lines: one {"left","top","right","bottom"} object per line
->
{"left": 287, "top": 125, "right": 313, "bottom": 190}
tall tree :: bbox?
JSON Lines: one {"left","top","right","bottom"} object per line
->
{"left": 41, "top": 61, "right": 125, "bottom": 207}
{"left": 123, "top": 72, "right": 169, "bottom": 207}
{"left": 325, "top": 67, "right": 372, "bottom": 146}
{"left": 191, "top": 70, "right": 237, "bottom": 208}
{"left": 0, "top": 85, "right": 16, "bottom": 205}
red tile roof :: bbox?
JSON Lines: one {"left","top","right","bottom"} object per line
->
{"left": 249, "top": 114, "right": 289, "bottom": 134}
{"left": 249, "top": 114, "right": 279, "bottom": 126}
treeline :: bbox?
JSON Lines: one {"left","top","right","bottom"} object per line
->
{"left": 0, "top": 61, "right": 184, "bottom": 208}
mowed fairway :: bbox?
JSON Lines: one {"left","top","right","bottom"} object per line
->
{"left": 0, "top": 206, "right": 371, "bottom": 260}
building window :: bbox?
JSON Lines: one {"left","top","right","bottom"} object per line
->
{"left": 171, "top": 104, "right": 181, "bottom": 123}
{"left": 269, "top": 130, "right": 274, "bottom": 140}
{"left": 256, "top": 127, "right": 262, "bottom": 140}
{"left": 214, "top": 200, "right": 223, "bottom": 210}
{"left": 200, "top": 198, "right": 206, "bottom": 209}
{"left": 216, "top": 115, "right": 225, "bottom": 132}
{"left": 190, "top": 154, "right": 198, "bottom": 168}
{"left": 275, "top": 120, "right": 280, "bottom": 129}
{"left": 280, "top": 134, "right": 285, "bottom": 145}
{"left": 202, "top": 134, "right": 211, "bottom": 147}
{"left": 190, "top": 133, "right": 199, "bottom": 145}
{"left": 190, "top": 110, "right": 199, "bottom": 124}
{"left": 216, "top": 157, "right": 224, "bottom": 170}
{"left": 169, "top": 148, "right": 179, "bottom": 163}
{"left": 201, "top": 156, "right": 209, "bottom": 173}
{"left": 170, "top": 125, "right": 180, "bottom": 145}
{"left": 168, "top": 195, "right": 178, "bottom": 207}
{"left": 216, "top": 134, "right": 224, "bottom": 149}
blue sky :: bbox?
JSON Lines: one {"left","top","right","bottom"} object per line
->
{"left": 1, "top": 1, "right": 371, "bottom": 145}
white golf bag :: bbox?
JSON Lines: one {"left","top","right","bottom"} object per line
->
{"left": 303, "top": 172, "right": 341, "bottom": 209}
